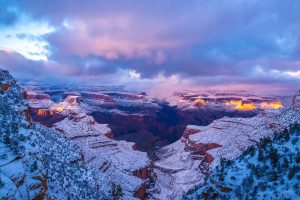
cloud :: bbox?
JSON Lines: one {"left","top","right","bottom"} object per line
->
{"left": 0, "top": 5, "right": 54, "bottom": 61}
{"left": 0, "top": 0, "right": 300, "bottom": 95}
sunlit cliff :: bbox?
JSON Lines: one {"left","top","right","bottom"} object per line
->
{"left": 194, "top": 99, "right": 206, "bottom": 106}
{"left": 225, "top": 100, "right": 283, "bottom": 111}
{"left": 260, "top": 101, "right": 283, "bottom": 109}
{"left": 226, "top": 100, "right": 256, "bottom": 111}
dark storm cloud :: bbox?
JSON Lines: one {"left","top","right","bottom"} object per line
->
{"left": 0, "top": 0, "right": 300, "bottom": 94}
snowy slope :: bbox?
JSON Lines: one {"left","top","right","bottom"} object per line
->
{"left": 151, "top": 91, "right": 300, "bottom": 200}
{"left": 25, "top": 87, "right": 159, "bottom": 199}
{"left": 0, "top": 68, "right": 118, "bottom": 199}
{"left": 27, "top": 88, "right": 152, "bottom": 198}
{"left": 53, "top": 111, "right": 150, "bottom": 199}
{"left": 184, "top": 123, "right": 300, "bottom": 199}
{"left": 0, "top": 69, "right": 47, "bottom": 199}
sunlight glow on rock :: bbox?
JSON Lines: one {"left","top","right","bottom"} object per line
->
{"left": 226, "top": 100, "right": 256, "bottom": 111}
{"left": 194, "top": 99, "right": 206, "bottom": 106}
{"left": 51, "top": 106, "right": 64, "bottom": 112}
{"left": 260, "top": 101, "right": 283, "bottom": 109}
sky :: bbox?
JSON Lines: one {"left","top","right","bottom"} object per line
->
{"left": 0, "top": 0, "right": 300, "bottom": 97}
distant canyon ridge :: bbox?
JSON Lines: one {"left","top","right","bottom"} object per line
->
{"left": 26, "top": 85, "right": 288, "bottom": 152}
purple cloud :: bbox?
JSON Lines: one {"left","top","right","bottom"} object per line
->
{"left": 0, "top": 0, "right": 300, "bottom": 95}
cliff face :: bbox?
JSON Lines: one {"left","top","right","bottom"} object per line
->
{"left": 29, "top": 107, "right": 65, "bottom": 127}
{"left": 26, "top": 92, "right": 50, "bottom": 100}
{"left": 133, "top": 166, "right": 151, "bottom": 199}
{"left": 151, "top": 92, "right": 300, "bottom": 199}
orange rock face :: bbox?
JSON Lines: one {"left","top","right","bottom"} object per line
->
{"left": 184, "top": 137, "right": 222, "bottom": 156}
{"left": 260, "top": 101, "right": 283, "bottom": 109}
{"left": 182, "top": 127, "right": 200, "bottom": 139}
{"left": 29, "top": 107, "right": 65, "bottom": 127}
{"left": 1, "top": 83, "right": 10, "bottom": 91}
{"left": 204, "top": 154, "right": 215, "bottom": 163}
{"left": 37, "top": 109, "right": 47, "bottom": 116}
{"left": 194, "top": 99, "right": 206, "bottom": 106}
{"left": 31, "top": 172, "right": 48, "bottom": 200}
{"left": 133, "top": 166, "right": 150, "bottom": 180}
{"left": 104, "top": 131, "right": 114, "bottom": 139}
{"left": 19, "top": 108, "right": 33, "bottom": 127}
{"left": 134, "top": 183, "right": 147, "bottom": 200}
{"left": 225, "top": 100, "right": 256, "bottom": 111}
{"left": 132, "top": 166, "right": 151, "bottom": 199}
{"left": 31, "top": 108, "right": 57, "bottom": 118}
{"left": 132, "top": 144, "right": 137, "bottom": 151}
{"left": 182, "top": 128, "right": 222, "bottom": 164}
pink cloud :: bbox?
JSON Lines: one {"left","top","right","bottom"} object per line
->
{"left": 48, "top": 15, "right": 186, "bottom": 61}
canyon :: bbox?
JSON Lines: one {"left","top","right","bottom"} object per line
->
{"left": 26, "top": 86, "right": 285, "bottom": 152}
{"left": 23, "top": 83, "right": 292, "bottom": 199}
{"left": 1, "top": 68, "right": 296, "bottom": 199}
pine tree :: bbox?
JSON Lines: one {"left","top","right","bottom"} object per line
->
{"left": 31, "top": 161, "right": 38, "bottom": 172}
{"left": 283, "top": 128, "right": 290, "bottom": 141}
{"left": 111, "top": 183, "right": 123, "bottom": 200}
{"left": 282, "top": 158, "right": 289, "bottom": 169}
{"left": 269, "top": 147, "right": 278, "bottom": 167}
{"left": 296, "top": 151, "right": 300, "bottom": 163}
{"left": 258, "top": 149, "right": 264, "bottom": 161}
{"left": 0, "top": 176, "right": 4, "bottom": 188}
{"left": 4, "top": 131, "right": 10, "bottom": 145}
{"left": 288, "top": 166, "right": 296, "bottom": 180}
{"left": 268, "top": 171, "right": 278, "bottom": 181}
{"left": 260, "top": 137, "right": 271, "bottom": 148}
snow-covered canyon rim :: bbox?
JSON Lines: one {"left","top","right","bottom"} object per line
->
{"left": 25, "top": 84, "right": 289, "bottom": 152}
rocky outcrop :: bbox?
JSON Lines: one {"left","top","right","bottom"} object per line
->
{"left": 29, "top": 107, "right": 65, "bottom": 127}
{"left": 62, "top": 91, "right": 81, "bottom": 99}
{"left": 134, "top": 183, "right": 148, "bottom": 199}
{"left": 182, "top": 127, "right": 200, "bottom": 139}
{"left": 36, "top": 108, "right": 55, "bottom": 117}
{"left": 133, "top": 166, "right": 150, "bottom": 180}
{"left": 104, "top": 130, "right": 114, "bottom": 139}
{"left": 82, "top": 92, "right": 116, "bottom": 104}
{"left": 183, "top": 138, "right": 222, "bottom": 163}
{"left": 1, "top": 83, "right": 10, "bottom": 91}
{"left": 26, "top": 92, "right": 50, "bottom": 100}
{"left": 132, "top": 166, "right": 151, "bottom": 199}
